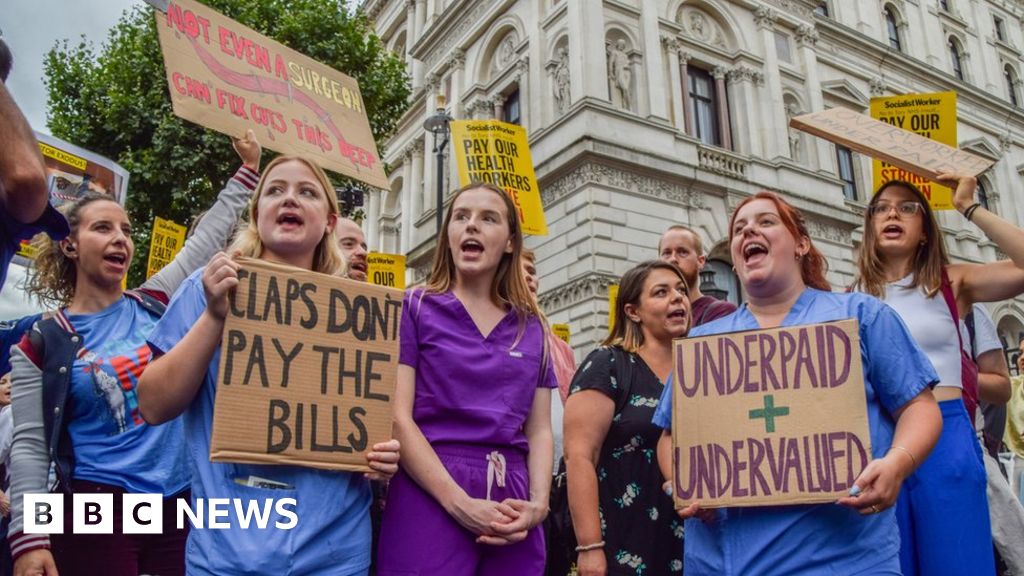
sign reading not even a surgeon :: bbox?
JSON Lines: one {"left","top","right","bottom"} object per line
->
{"left": 670, "top": 319, "right": 872, "bottom": 509}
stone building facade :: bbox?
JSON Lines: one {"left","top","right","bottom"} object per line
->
{"left": 362, "top": 0, "right": 1024, "bottom": 365}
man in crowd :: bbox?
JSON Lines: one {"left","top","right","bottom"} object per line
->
{"left": 336, "top": 217, "right": 369, "bottom": 281}
{"left": 658, "top": 225, "right": 736, "bottom": 326}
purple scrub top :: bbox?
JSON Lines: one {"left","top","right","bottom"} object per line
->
{"left": 400, "top": 289, "right": 557, "bottom": 453}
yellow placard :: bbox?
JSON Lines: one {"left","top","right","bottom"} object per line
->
{"left": 450, "top": 120, "right": 547, "bottom": 236}
{"left": 38, "top": 142, "right": 88, "bottom": 171}
{"left": 608, "top": 284, "right": 619, "bottom": 332}
{"left": 366, "top": 252, "right": 406, "bottom": 289}
{"left": 871, "top": 92, "right": 957, "bottom": 210}
{"left": 552, "top": 324, "right": 570, "bottom": 345}
{"left": 146, "top": 217, "right": 187, "bottom": 279}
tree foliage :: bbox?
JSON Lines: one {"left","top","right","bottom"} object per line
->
{"left": 45, "top": 0, "right": 409, "bottom": 286}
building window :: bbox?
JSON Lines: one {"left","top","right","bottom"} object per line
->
{"left": 836, "top": 145, "right": 858, "bottom": 201}
{"left": 949, "top": 38, "right": 964, "bottom": 81}
{"left": 977, "top": 178, "right": 990, "bottom": 211}
{"left": 1006, "top": 65, "right": 1020, "bottom": 107}
{"left": 884, "top": 6, "right": 902, "bottom": 52}
{"left": 814, "top": 2, "right": 829, "bottom": 17}
{"left": 502, "top": 89, "right": 521, "bottom": 125}
{"left": 689, "top": 67, "right": 721, "bottom": 146}
{"left": 775, "top": 31, "right": 792, "bottom": 63}
{"left": 938, "top": 0, "right": 949, "bottom": 12}
{"left": 995, "top": 16, "right": 1006, "bottom": 42}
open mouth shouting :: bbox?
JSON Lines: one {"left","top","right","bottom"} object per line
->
{"left": 881, "top": 223, "right": 904, "bottom": 239}
{"left": 277, "top": 212, "right": 305, "bottom": 230}
{"left": 349, "top": 260, "right": 368, "bottom": 275}
{"left": 742, "top": 241, "right": 769, "bottom": 265}
{"left": 460, "top": 239, "right": 484, "bottom": 258}
{"left": 667, "top": 307, "right": 689, "bottom": 324}
{"left": 103, "top": 251, "right": 128, "bottom": 270}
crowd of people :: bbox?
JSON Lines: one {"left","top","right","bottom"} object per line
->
{"left": 2, "top": 35, "right": 1024, "bottom": 576}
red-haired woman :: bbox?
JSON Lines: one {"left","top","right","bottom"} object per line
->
{"left": 654, "top": 191, "right": 942, "bottom": 575}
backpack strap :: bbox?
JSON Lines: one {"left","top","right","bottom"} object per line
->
{"left": 125, "top": 289, "right": 168, "bottom": 317}
{"left": 939, "top": 267, "right": 963, "bottom": 349}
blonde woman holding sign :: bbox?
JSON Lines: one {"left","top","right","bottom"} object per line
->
{"left": 8, "top": 133, "right": 263, "bottom": 576}
{"left": 138, "top": 155, "right": 400, "bottom": 576}
{"left": 653, "top": 191, "right": 941, "bottom": 575}
{"left": 853, "top": 174, "right": 1024, "bottom": 576}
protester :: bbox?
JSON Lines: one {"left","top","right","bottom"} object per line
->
{"left": 336, "top": 216, "right": 369, "bottom": 281}
{"left": 658, "top": 225, "right": 735, "bottom": 326}
{"left": 522, "top": 249, "right": 576, "bottom": 404}
{"left": 565, "top": 260, "right": 688, "bottom": 576}
{"left": 1009, "top": 338, "right": 1024, "bottom": 502}
{"left": 0, "top": 37, "right": 68, "bottom": 290}
{"left": 137, "top": 153, "right": 400, "bottom": 575}
{"left": 967, "top": 304, "right": 1024, "bottom": 574}
{"left": 853, "top": 174, "right": 1024, "bottom": 576}
{"left": 7, "top": 132, "right": 263, "bottom": 576}
{"left": 654, "top": 191, "right": 942, "bottom": 575}
{"left": 377, "top": 182, "right": 554, "bottom": 575}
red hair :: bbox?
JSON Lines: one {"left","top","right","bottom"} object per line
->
{"left": 728, "top": 191, "right": 830, "bottom": 291}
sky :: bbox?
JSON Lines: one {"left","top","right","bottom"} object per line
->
{"left": 5, "top": 0, "right": 139, "bottom": 132}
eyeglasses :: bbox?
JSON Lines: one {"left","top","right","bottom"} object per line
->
{"left": 869, "top": 201, "right": 923, "bottom": 218}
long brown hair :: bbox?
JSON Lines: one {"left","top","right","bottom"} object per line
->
{"left": 729, "top": 191, "right": 830, "bottom": 291}
{"left": 229, "top": 156, "right": 345, "bottom": 275}
{"left": 603, "top": 260, "right": 689, "bottom": 353}
{"left": 26, "top": 193, "right": 119, "bottom": 307}
{"left": 854, "top": 180, "right": 948, "bottom": 298}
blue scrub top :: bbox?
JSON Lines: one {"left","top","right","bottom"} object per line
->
{"left": 148, "top": 269, "right": 372, "bottom": 576}
{"left": 652, "top": 288, "right": 937, "bottom": 575}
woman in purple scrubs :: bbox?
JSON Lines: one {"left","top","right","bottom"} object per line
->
{"left": 377, "top": 183, "right": 556, "bottom": 575}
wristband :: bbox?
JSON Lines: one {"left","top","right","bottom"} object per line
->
{"left": 963, "top": 202, "right": 982, "bottom": 221}
{"left": 575, "top": 541, "right": 606, "bottom": 552}
{"left": 888, "top": 445, "right": 918, "bottom": 469}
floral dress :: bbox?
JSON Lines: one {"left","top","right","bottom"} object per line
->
{"left": 569, "top": 346, "right": 684, "bottom": 575}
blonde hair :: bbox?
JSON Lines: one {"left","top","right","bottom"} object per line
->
{"left": 26, "top": 192, "right": 118, "bottom": 307}
{"left": 424, "top": 182, "right": 548, "bottom": 350}
{"left": 603, "top": 260, "right": 689, "bottom": 353}
{"left": 854, "top": 180, "right": 948, "bottom": 298}
{"left": 229, "top": 156, "right": 346, "bottom": 275}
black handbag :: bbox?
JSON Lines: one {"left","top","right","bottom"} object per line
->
{"left": 544, "top": 347, "right": 635, "bottom": 576}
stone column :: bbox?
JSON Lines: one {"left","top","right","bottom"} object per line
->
{"left": 515, "top": 57, "right": 530, "bottom": 126}
{"left": 662, "top": 36, "right": 684, "bottom": 131}
{"left": 712, "top": 66, "right": 732, "bottom": 150}
{"left": 366, "top": 187, "right": 380, "bottom": 252}
{"left": 755, "top": 6, "right": 786, "bottom": 158}
{"left": 680, "top": 50, "right": 693, "bottom": 135}
{"left": 726, "top": 66, "right": 763, "bottom": 157}
{"left": 449, "top": 49, "right": 466, "bottom": 119}
{"left": 567, "top": 0, "right": 606, "bottom": 100}
{"left": 640, "top": 9, "right": 666, "bottom": 120}
{"left": 796, "top": 24, "right": 831, "bottom": 172}
{"left": 400, "top": 148, "right": 414, "bottom": 255}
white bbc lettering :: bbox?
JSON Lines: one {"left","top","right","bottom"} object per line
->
{"left": 123, "top": 493, "right": 163, "bottom": 534}
{"left": 73, "top": 494, "right": 113, "bottom": 534}
{"left": 24, "top": 494, "right": 63, "bottom": 534}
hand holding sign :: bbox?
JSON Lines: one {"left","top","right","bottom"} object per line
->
{"left": 934, "top": 171, "right": 978, "bottom": 214}
{"left": 203, "top": 251, "right": 240, "bottom": 321}
{"left": 233, "top": 128, "right": 262, "bottom": 171}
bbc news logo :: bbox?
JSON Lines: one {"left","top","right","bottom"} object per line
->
{"left": 24, "top": 494, "right": 298, "bottom": 534}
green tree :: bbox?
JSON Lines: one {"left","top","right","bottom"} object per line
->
{"left": 45, "top": 0, "right": 409, "bottom": 286}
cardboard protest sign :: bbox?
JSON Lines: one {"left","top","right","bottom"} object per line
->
{"left": 790, "top": 107, "right": 993, "bottom": 185}
{"left": 871, "top": 92, "right": 958, "bottom": 210}
{"left": 366, "top": 252, "right": 406, "bottom": 289}
{"left": 16, "top": 133, "right": 131, "bottom": 261}
{"left": 211, "top": 257, "right": 401, "bottom": 472}
{"left": 608, "top": 284, "right": 619, "bottom": 332}
{"left": 155, "top": 0, "right": 387, "bottom": 189}
{"left": 146, "top": 217, "right": 187, "bottom": 279}
{"left": 670, "top": 319, "right": 871, "bottom": 508}
{"left": 552, "top": 324, "right": 571, "bottom": 345}
{"left": 451, "top": 120, "right": 547, "bottom": 235}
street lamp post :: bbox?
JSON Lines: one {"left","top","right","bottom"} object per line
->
{"left": 422, "top": 95, "right": 452, "bottom": 238}
{"left": 699, "top": 268, "right": 729, "bottom": 301}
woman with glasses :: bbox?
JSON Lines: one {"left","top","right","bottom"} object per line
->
{"left": 853, "top": 174, "right": 1024, "bottom": 576}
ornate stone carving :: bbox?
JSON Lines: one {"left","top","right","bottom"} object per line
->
{"left": 754, "top": 6, "right": 777, "bottom": 30}
{"left": 712, "top": 66, "right": 727, "bottom": 80}
{"left": 1000, "top": 132, "right": 1013, "bottom": 151}
{"left": 763, "top": 0, "right": 813, "bottom": 19}
{"left": 660, "top": 34, "right": 679, "bottom": 53}
{"left": 515, "top": 56, "right": 529, "bottom": 80}
{"left": 805, "top": 219, "right": 852, "bottom": 245}
{"left": 407, "top": 138, "right": 425, "bottom": 157}
{"left": 449, "top": 48, "right": 465, "bottom": 71}
{"left": 606, "top": 39, "right": 633, "bottom": 110}
{"left": 424, "top": 1, "right": 492, "bottom": 69}
{"left": 795, "top": 24, "right": 819, "bottom": 47}
{"left": 541, "top": 162, "right": 705, "bottom": 209}
{"left": 727, "top": 65, "right": 764, "bottom": 85}
{"left": 492, "top": 33, "right": 518, "bottom": 73}
{"left": 538, "top": 274, "right": 619, "bottom": 313}
{"left": 424, "top": 72, "right": 440, "bottom": 92}
{"left": 551, "top": 46, "right": 571, "bottom": 115}
{"left": 678, "top": 7, "right": 727, "bottom": 48}
{"left": 869, "top": 76, "right": 886, "bottom": 96}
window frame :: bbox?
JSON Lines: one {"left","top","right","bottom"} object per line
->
{"left": 836, "top": 145, "right": 859, "bottom": 201}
